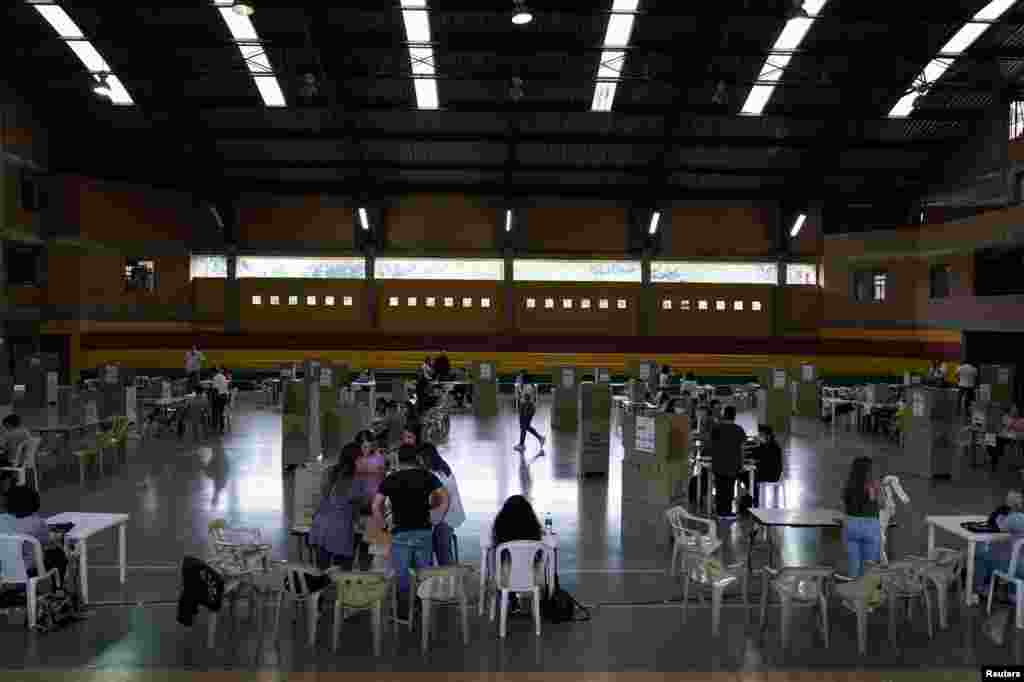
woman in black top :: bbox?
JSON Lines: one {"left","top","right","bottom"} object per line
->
{"left": 749, "top": 425, "right": 782, "bottom": 507}
{"left": 492, "top": 495, "right": 544, "bottom": 613}
{"left": 843, "top": 456, "right": 881, "bottom": 578}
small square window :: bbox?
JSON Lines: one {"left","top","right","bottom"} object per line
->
{"left": 324, "top": 296, "right": 336, "bottom": 306}
{"left": 581, "top": 298, "right": 591, "bottom": 309}
{"left": 251, "top": 295, "right": 262, "bottom": 305}
{"left": 734, "top": 300, "right": 744, "bottom": 311}
{"left": 444, "top": 297, "right": 455, "bottom": 308}
{"left": 525, "top": 298, "right": 536, "bottom": 309}
{"left": 617, "top": 299, "right": 627, "bottom": 309}
{"left": 598, "top": 299, "right": 609, "bottom": 309}
{"left": 288, "top": 295, "right": 299, "bottom": 306}
{"left": 426, "top": 297, "right": 437, "bottom": 307}
{"left": 407, "top": 297, "right": 417, "bottom": 307}
{"left": 751, "top": 301, "right": 762, "bottom": 311}
{"left": 715, "top": 300, "right": 726, "bottom": 311}
{"left": 680, "top": 300, "right": 691, "bottom": 311}
{"left": 562, "top": 298, "right": 573, "bottom": 309}
{"left": 343, "top": 296, "right": 353, "bottom": 306}
{"left": 389, "top": 297, "right": 399, "bottom": 307}
{"left": 544, "top": 298, "right": 555, "bottom": 309}
{"left": 662, "top": 299, "right": 673, "bottom": 310}
{"left": 698, "top": 300, "right": 709, "bottom": 311}
{"left": 307, "top": 295, "right": 317, "bottom": 306}
{"left": 462, "top": 297, "right": 473, "bottom": 308}
{"left": 270, "top": 295, "right": 280, "bottom": 306}
{"left": 481, "top": 297, "right": 492, "bottom": 308}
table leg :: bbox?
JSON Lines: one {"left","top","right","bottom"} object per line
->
{"left": 927, "top": 523, "right": 935, "bottom": 560}
{"left": 748, "top": 469, "right": 755, "bottom": 498}
{"left": 119, "top": 523, "right": 127, "bottom": 584}
{"left": 966, "top": 541, "right": 977, "bottom": 605}
{"left": 707, "top": 471, "right": 715, "bottom": 517}
{"left": 79, "top": 539, "right": 90, "bottom": 604}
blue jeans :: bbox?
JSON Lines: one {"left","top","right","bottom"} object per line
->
{"left": 391, "top": 529, "right": 434, "bottom": 593}
{"left": 974, "top": 551, "right": 1010, "bottom": 595}
{"left": 433, "top": 522, "right": 455, "bottom": 566}
{"left": 845, "top": 516, "right": 881, "bottom": 578}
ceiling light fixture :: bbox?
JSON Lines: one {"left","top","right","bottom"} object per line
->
{"left": 591, "top": 0, "right": 639, "bottom": 112}
{"left": 400, "top": 0, "right": 440, "bottom": 109}
{"left": 740, "top": 0, "right": 827, "bottom": 116}
{"left": 889, "top": 0, "right": 1016, "bottom": 118}
{"left": 505, "top": 209, "right": 514, "bottom": 232}
{"left": 790, "top": 213, "right": 807, "bottom": 237}
{"left": 28, "top": 1, "right": 134, "bottom": 105}
{"left": 213, "top": 1, "right": 286, "bottom": 107}
{"left": 92, "top": 73, "right": 112, "bottom": 98}
{"left": 232, "top": 1, "right": 254, "bottom": 16}
{"left": 648, "top": 211, "right": 661, "bottom": 235}
{"left": 512, "top": 0, "right": 533, "bottom": 25}
{"left": 358, "top": 207, "right": 370, "bottom": 231}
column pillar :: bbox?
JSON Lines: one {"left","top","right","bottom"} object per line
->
{"left": 502, "top": 247, "right": 515, "bottom": 335}
{"left": 366, "top": 246, "right": 378, "bottom": 330}
{"left": 224, "top": 248, "right": 240, "bottom": 334}
{"left": 639, "top": 248, "right": 653, "bottom": 337}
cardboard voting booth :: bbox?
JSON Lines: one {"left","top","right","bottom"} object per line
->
{"left": 316, "top": 362, "right": 349, "bottom": 454}
{"left": 757, "top": 368, "right": 791, "bottom": 434}
{"left": 627, "top": 360, "right": 658, "bottom": 401}
{"left": 96, "top": 363, "right": 135, "bottom": 419}
{"left": 303, "top": 360, "right": 323, "bottom": 463}
{"left": 792, "top": 364, "right": 818, "bottom": 418}
{"left": 473, "top": 361, "right": 498, "bottom": 417}
{"left": 980, "top": 364, "right": 1016, "bottom": 406}
{"left": 292, "top": 461, "right": 329, "bottom": 530}
{"left": 282, "top": 380, "right": 311, "bottom": 468}
{"left": 552, "top": 367, "right": 579, "bottom": 431}
{"left": 621, "top": 408, "right": 688, "bottom": 548}
{"left": 578, "top": 380, "right": 612, "bottom": 476}
{"left": 900, "top": 386, "right": 959, "bottom": 479}
{"left": 17, "top": 353, "right": 60, "bottom": 409}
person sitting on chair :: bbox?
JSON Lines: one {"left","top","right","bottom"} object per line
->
{"left": 738, "top": 425, "right": 783, "bottom": 513}
{"left": 0, "top": 414, "right": 30, "bottom": 468}
{"left": 492, "top": 494, "right": 545, "bottom": 615}
{"left": 7, "top": 485, "right": 69, "bottom": 587}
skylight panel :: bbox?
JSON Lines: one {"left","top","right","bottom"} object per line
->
{"left": 740, "top": 1, "right": 828, "bottom": 116}
{"left": 399, "top": 1, "right": 439, "bottom": 109}
{"left": 591, "top": 1, "right": 640, "bottom": 112}
{"left": 888, "top": 0, "right": 1015, "bottom": 118}
{"left": 214, "top": 3, "right": 286, "bottom": 107}
{"left": 27, "top": 1, "right": 133, "bottom": 106}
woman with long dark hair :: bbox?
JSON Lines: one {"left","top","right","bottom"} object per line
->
{"left": 492, "top": 495, "right": 544, "bottom": 614}
{"left": 310, "top": 443, "right": 371, "bottom": 570}
{"left": 843, "top": 456, "right": 882, "bottom": 578}
{"left": 420, "top": 443, "right": 464, "bottom": 565}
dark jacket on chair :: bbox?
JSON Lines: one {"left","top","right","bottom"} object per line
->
{"left": 176, "top": 555, "right": 226, "bottom": 626}
{"left": 750, "top": 441, "right": 782, "bottom": 482}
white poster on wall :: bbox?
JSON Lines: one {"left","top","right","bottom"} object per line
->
{"left": 562, "top": 368, "right": 575, "bottom": 390}
{"left": 125, "top": 386, "right": 137, "bottom": 424}
{"left": 999, "top": 367, "right": 1011, "bottom": 384}
{"left": 479, "top": 363, "right": 493, "bottom": 381}
{"left": 46, "top": 372, "right": 58, "bottom": 405}
{"left": 773, "top": 369, "right": 787, "bottom": 389}
{"left": 635, "top": 416, "right": 656, "bottom": 453}
{"left": 598, "top": 369, "right": 610, "bottom": 383}
{"left": 801, "top": 365, "right": 814, "bottom": 382}
{"left": 320, "top": 367, "right": 333, "bottom": 387}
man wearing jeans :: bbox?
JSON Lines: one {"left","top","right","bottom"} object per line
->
{"left": 372, "top": 446, "right": 448, "bottom": 608}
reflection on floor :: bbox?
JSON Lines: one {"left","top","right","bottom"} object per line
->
{"left": 7, "top": 392, "right": 1024, "bottom": 671}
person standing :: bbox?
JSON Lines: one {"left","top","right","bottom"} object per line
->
{"left": 420, "top": 443, "right": 465, "bottom": 565}
{"left": 185, "top": 346, "right": 205, "bottom": 392}
{"left": 372, "top": 445, "right": 448, "bottom": 599}
{"left": 843, "top": 456, "right": 882, "bottom": 579}
{"left": 310, "top": 444, "right": 372, "bottom": 571}
{"left": 956, "top": 359, "right": 979, "bottom": 415}
{"left": 514, "top": 389, "right": 545, "bottom": 452}
{"left": 433, "top": 351, "right": 451, "bottom": 382}
{"left": 211, "top": 367, "right": 230, "bottom": 433}
{"left": 659, "top": 365, "right": 672, "bottom": 391}
{"left": 710, "top": 405, "right": 745, "bottom": 518}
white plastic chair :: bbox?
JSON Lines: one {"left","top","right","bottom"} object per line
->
{"left": 988, "top": 537, "right": 1024, "bottom": 631}
{"left": 414, "top": 564, "right": 480, "bottom": 653}
{"left": 757, "top": 481, "right": 786, "bottom": 509}
{"left": 665, "top": 506, "right": 722, "bottom": 576}
{"left": 678, "top": 533, "right": 746, "bottom": 637}
{"left": 759, "top": 566, "right": 832, "bottom": 649}
{"left": 0, "top": 437, "right": 41, "bottom": 490}
{"left": 491, "top": 540, "right": 548, "bottom": 638}
{"left": 331, "top": 570, "right": 392, "bottom": 656}
{"left": 0, "top": 533, "right": 60, "bottom": 629}
{"left": 270, "top": 562, "right": 328, "bottom": 647}
{"left": 906, "top": 547, "right": 963, "bottom": 630}
{"left": 479, "top": 522, "right": 495, "bottom": 616}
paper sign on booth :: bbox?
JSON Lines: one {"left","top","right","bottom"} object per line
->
{"left": 635, "top": 416, "right": 655, "bottom": 453}
{"left": 773, "top": 370, "right": 787, "bottom": 389}
{"left": 320, "top": 368, "right": 333, "bottom": 387}
{"left": 562, "top": 369, "right": 575, "bottom": 390}
{"left": 479, "top": 364, "right": 493, "bottom": 381}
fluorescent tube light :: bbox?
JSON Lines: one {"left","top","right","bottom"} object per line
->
{"left": 505, "top": 209, "right": 513, "bottom": 232}
{"left": 359, "top": 207, "right": 370, "bottom": 231}
{"left": 215, "top": 3, "right": 286, "bottom": 107}
{"left": 790, "top": 213, "right": 807, "bottom": 237}
{"left": 648, "top": 211, "right": 661, "bottom": 235}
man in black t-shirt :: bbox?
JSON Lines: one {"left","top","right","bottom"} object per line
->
{"left": 710, "top": 405, "right": 746, "bottom": 518}
{"left": 372, "top": 446, "right": 448, "bottom": 594}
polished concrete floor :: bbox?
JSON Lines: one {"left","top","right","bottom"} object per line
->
{"left": 5, "top": 392, "right": 1024, "bottom": 673}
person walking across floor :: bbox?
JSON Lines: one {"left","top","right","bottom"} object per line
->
{"left": 956, "top": 359, "right": 979, "bottom": 416}
{"left": 514, "top": 388, "right": 545, "bottom": 452}
{"left": 843, "top": 456, "right": 882, "bottom": 579}
{"left": 710, "top": 405, "right": 745, "bottom": 518}
{"left": 185, "top": 346, "right": 205, "bottom": 392}
{"left": 211, "top": 367, "right": 230, "bottom": 433}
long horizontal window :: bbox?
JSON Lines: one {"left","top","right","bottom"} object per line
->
{"left": 238, "top": 257, "right": 365, "bottom": 279}
{"left": 514, "top": 260, "right": 641, "bottom": 283}
{"left": 375, "top": 258, "right": 504, "bottom": 280}
{"left": 190, "top": 255, "right": 227, "bottom": 279}
{"left": 786, "top": 263, "right": 818, "bottom": 286}
{"left": 652, "top": 262, "right": 778, "bottom": 285}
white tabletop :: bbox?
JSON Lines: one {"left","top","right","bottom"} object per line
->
{"left": 925, "top": 515, "right": 1012, "bottom": 543}
{"left": 751, "top": 508, "right": 845, "bottom": 528}
{"left": 47, "top": 512, "right": 130, "bottom": 540}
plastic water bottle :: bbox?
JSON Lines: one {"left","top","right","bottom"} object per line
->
{"left": 544, "top": 513, "right": 553, "bottom": 533}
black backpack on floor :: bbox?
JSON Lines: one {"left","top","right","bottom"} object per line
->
{"left": 541, "top": 574, "right": 590, "bottom": 624}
